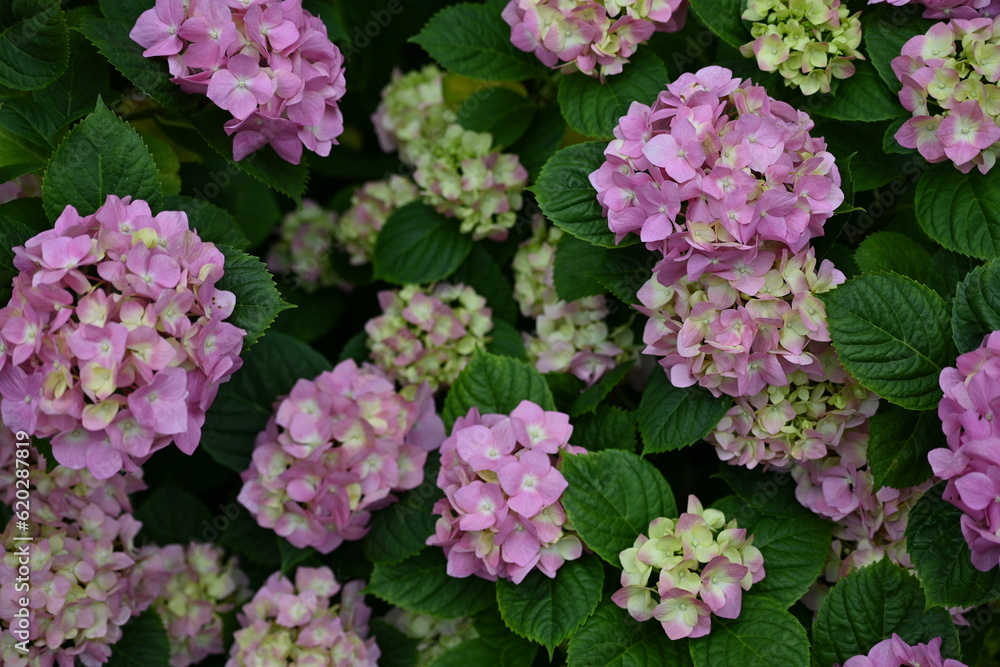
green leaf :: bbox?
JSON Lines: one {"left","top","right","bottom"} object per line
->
{"left": 557, "top": 50, "right": 668, "bottom": 139}
{"left": 486, "top": 319, "right": 528, "bottom": 360}
{"left": 916, "top": 164, "right": 1000, "bottom": 261}
{"left": 533, "top": 142, "right": 633, "bottom": 248}
{"left": 473, "top": 607, "right": 541, "bottom": 666}
{"left": 370, "top": 620, "right": 419, "bottom": 667}
{"left": 79, "top": 17, "right": 198, "bottom": 112}
{"left": 367, "top": 549, "right": 496, "bottom": 619}
{"left": 278, "top": 539, "right": 317, "bottom": 575}
{"left": 863, "top": 7, "right": 936, "bottom": 94}
{"left": 508, "top": 104, "right": 566, "bottom": 180}
{"left": 135, "top": 484, "right": 213, "bottom": 546}
{"left": 739, "top": 513, "right": 831, "bottom": 607}
{"left": 687, "top": 0, "right": 747, "bottom": 48}
{"left": 443, "top": 352, "right": 556, "bottom": 428}
{"left": 270, "top": 287, "right": 342, "bottom": 343}
{"left": 217, "top": 246, "right": 292, "bottom": 347}
{"left": 867, "top": 406, "right": 942, "bottom": 489}
{"left": 0, "top": 0, "right": 69, "bottom": 91}
{"left": 567, "top": 600, "right": 694, "bottom": 667}
{"left": 452, "top": 244, "right": 518, "bottom": 323}
{"left": 188, "top": 107, "right": 308, "bottom": 202}
{"left": 42, "top": 102, "right": 162, "bottom": 219}
{"left": 952, "top": 259, "right": 1000, "bottom": 353}
{"left": 161, "top": 195, "right": 249, "bottom": 250}
{"left": 373, "top": 201, "right": 474, "bottom": 285}
{"left": 589, "top": 245, "right": 655, "bottom": 305}
{"left": 883, "top": 118, "right": 914, "bottom": 155}
{"left": 571, "top": 407, "right": 637, "bottom": 452}
{"left": 429, "top": 634, "right": 538, "bottom": 667}
{"left": 457, "top": 87, "right": 536, "bottom": 149}
{"left": 715, "top": 465, "right": 811, "bottom": 519}
{"left": 637, "top": 371, "right": 732, "bottom": 454}
{"left": 906, "top": 483, "right": 1000, "bottom": 609}
{"left": 812, "top": 61, "right": 903, "bottom": 123}
{"left": 0, "top": 215, "right": 37, "bottom": 304}
{"left": 928, "top": 249, "right": 978, "bottom": 304}
{"left": 571, "top": 360, "right": 634, "bottom": 416}
{"left": 561, "top": 449, "right": 677, "bottom": 566}
{"left": 554, "top": 234, "right": 608, "bottom": 302}
{"left": 854, "top": 231, "right": 933, "bottom": 285}
{"left": 142, "top": 135, "right": 181, "bottom": 197}
{"left": 106, "top": 609, "right": 170, "bottom": 667}
{"left": 201, "top": 332, "right": 332, "bottom": 472}
{"left": 217, "top": 513, "right": 281, "bottom": 568}
{"left": 410, "top": 3, "right": 547, "bottom": 82}
{"left": 362, "top": 458, "right": 442, "bottom": 566}
{"left": 811, "top": 559, "right": 960, "bottom": 667}
{"left": 822, "top": 273, "right": 955, "bottom": 411}
{"left": 689, "top": 596, "right": 810, "bottom": 667}
{"left": 497, "top": 555, "right": 604, "bottom": 656}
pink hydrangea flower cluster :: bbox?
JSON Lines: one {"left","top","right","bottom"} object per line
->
{"left": 613, "top": 495, "right": 765, "bottom": 640}
{"left": 372, "top": 67, "right": 530, "bottom": 240}
{"left": 227, "top": 567, "right": 379, "bottom": 666}
{"left": 892, "top": 18, "right": 1000, "bottom": 174}
{"left": 707, "top": 344, "right": 879, "bottom": 469}
{"left": 793, "top": 428, "right": 932, "bottom": 579}
{"left": 365, "top": 283, "right": 494, "bottom": 391}
{"left": 335, "top": 175, "right": 420, "bottom": 266}
{"left": 501, "top": 0, "right": 687, "bottom": 79}
{"left": 0, "top": 175, "right": 40, "bottom": 204}
{"left": 841, "top": 634, "right": 967, "bottom": 667}
{"left": 130, "top": 0, "right": 346, "bottom": 164}
{"left": 266, "top": 200, "right": 343, "bottom": 292}
{"left": 869, "top": 0, "right": 998, "bottom": 19}
{"left": 427, "top": 401, "right": 587, "bottom": 584}
{"left": 144, "top": 543, "right": 250, "bottom": 667}
{"left": 0, "top": 195, "right": 244, "bottom": 479}
{"left": 929, "top": 330, "right": 1000, "bottom": 571}
{"left": 591, "top": 66, "right": 845, "bottom": 397}
{"left": 0, "top": 447, "right": 150, "bottom": 667}
{"left": 238, "top": 359, "right": 445, "bottom": 554}
{"left": 512, "top": 219, "right": 636, "bottom": 385}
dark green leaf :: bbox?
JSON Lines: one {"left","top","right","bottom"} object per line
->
{"left": 823, "top": 273, "right": 955, "bottom": 411}
{"left": 370, "top": 620, "right": 419, "bottom": 667}
{"left": 457, "top": 86, "right": 536, "bottom": 149}
{"left": 863, "top": 7, "right": 936, "bottom": 94}
{"left": 278, "top": 539, "right": 317, "bottom": 575}
{"left": 217, "top": 246, "right": 293, "bottom": 347}
{"left": 812, "top": 61, "right": 903, "bottom": 123}
{"left": 854, "top": 231, "right": 933, "bottom": 285}
{"left": 0, "top": 0, "right": 69, "bottom": 91}
{"left": 561, "top": 449, "right": 676, "bottom": 565}
{"left": 373, "top": 201, "right": 474, "bottom": 285}
{"left": 487, "top": 319, "right": 528, "bottom": 360}
{"left": 571, "top": 361, "right": 634, "bottom": 416}
{"left": 952, "top": 259, "right": 1000, "bottom": 353}
{"left": 557, "top": 50, "right": 668, "bottom": 139}
{"left": 916, "top": 164, "right": 1000, "bottom": 261}
{"left": 161, "top": 195, "right": 249, "bottom": 250}
{"left": 638, "top": 371, "right": 732, "bottom": 454}
{"left": 443, "top": 352, "right": 556, "bottom": 428}
{"left": 452, "top": 244, "right": 518, "bottom": 323}
{"left": 715, "top": 465, "right": 811, "bottom": 519}
{"left": 567, "top": 600, "right": 694, "bottom": 667}
{"left": 867, "top": 406, "right": 942, "bottom": 489}
{"left": 0, "top": 215, "right": 37, "bottom": 304}
{"left": 362, "top": 458, "right": 442, "bottom": 566}
{"left": 106, "top": 609, "right": 170, "bottom": 667}
{"left": 571, "top": 407, "right": 637, "bottom": 452}
{"left": 687, "top": 0, "right": 748, "bottom": 48}
{"left": 740, "top": 514, "right": 831, "bottom": 607}
{"left": 508, "top": 105, "right": 566, "bottom": 179}
{"left": 590, "top": 245, "right": 655, "bottom": 305}
{"left": 135, "top": 484, "right": 213, "bottom": 545}
{"left": 554, "top": 234, "right": 608, "bottom": 302}
{"left": 689, "top": 596, "right": 810, "bottom": 667}
{"left": 367, "top": 549, "right": 496, "bottom": 619}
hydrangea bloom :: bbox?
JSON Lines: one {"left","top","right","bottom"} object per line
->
{"left": 383, "top": 609, "right": 478, "bottom": 667}
{"left": 372, "top": 66, "right": 530, "bottom": 240}
{"left": 741, "top": 0, "right": 863, "bottom": 94}
{"left": 144, "top": 543, "right": 250, "bottom": 667}
{"left": 266, "top": 200, "right": 342, "bottom": 292}
{"left": 227, "top": 567, "right": 379, "bottom": 666}
{"left": 130, "top": 0, "right": 346, "bottom": 164}
{"left": 0, "top": 449, "right": 150, "bottom": 667}
{"left": 428, "top": 401, "right": 587, "bottom": 583}
{"left": 929, "top": 330, "right": 1000, "bottom": 571}
{"left": 868, "top": 0, "right": 999, "bottom": 20}
{"left": 238, "top": 359, "right": 445, "bottom": 553}
{"left": 841, "top": 633, "right": 967, "bottom": 667}
{"left": 708, "top": 344, "right": 879, "bottom": 469}
{"left": 365, "top": 283, "right": 493, "bottom": 391}
{"left": 512, "top": 219, "right": 636, "bottom": 384}
{"left": 892, "top": 18, "right": 1000, "bottom": 173}
{"left": 502, "top": 0, "right": 687, "bottom": 79}
{"left": 613, "top": 495, "right": 765, "bottom": 640}
{"left": 335, "top": 175, "right": 420, "bottom": 266}
{"left": 0, "top": 195, "right": 244, "bottom": 479}
{"left": 0, "top": 174, "right": 40, "bottom": 204}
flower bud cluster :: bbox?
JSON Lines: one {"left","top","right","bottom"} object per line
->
{"left": 266, "top": 200, "right": 342, "bottom": 292}
{"left": 893, "top": 18, "right": 1000, "bottom": 173}
{"left": 592, "top": 66, "right": 845, "bottom": 398}
{"left": 512, "top": 219, "right": 636, "bottom": 385}
{"left": 929, "top": 330, "right": 1000, "bottom": 571}
{"left": 238, "top": 359, "right": 445, "bottom": 554}
{"left": 335, "top": 176, "right": 421, "bottom": 266}
{"left": 741, "top": 0, "right": 863, "bottom": 95}
{"left": 428, "top": 401, "right": 587, "bottom": 584}
{"left": 613, "top": 495, "right": 765, "bottom": 640}
{"left": 364, "top": 283, "right": 493, "bottom": 391}
{"left": 501, "top": 0, "right": 687, "bottom": 79}
{"left": 131, "top": 0, "right": 346, "bottom": 164}
{"left": 372, "top": 66, "right": 529, "bottom": 240}
{"left": 227, "top": 567, "right": 379, "bottom": 666}
{"left": 0, "top": 195, "right": 244, "bottom": 479}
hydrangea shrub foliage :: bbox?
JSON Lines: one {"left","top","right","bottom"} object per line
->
{"left": 1, "top": 0, "right": 1000, "bottom": 665}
